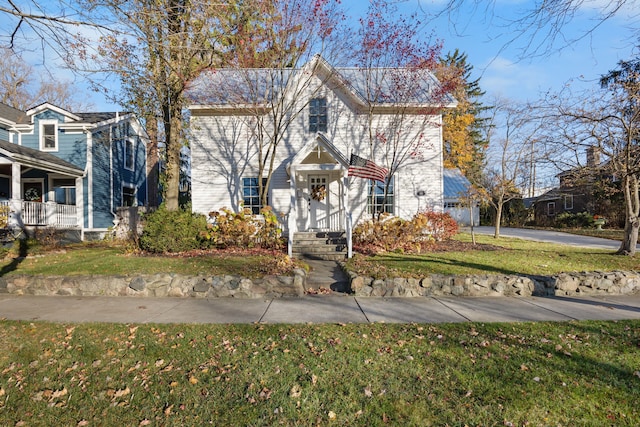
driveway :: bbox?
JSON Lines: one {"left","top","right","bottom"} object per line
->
{"left": 470, "top": 226, "right": 626, "bottom": 251}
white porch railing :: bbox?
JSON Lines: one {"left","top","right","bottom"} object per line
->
{"left": 13, "top": 201, "right": 78, "bottom": 229}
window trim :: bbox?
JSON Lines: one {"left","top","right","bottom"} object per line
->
{"left": 39, "top": 119, "right": 58, "bottom": 151}
{"left": 308, "top": 97, "right": 328, "bottom": 133}
{"left": 547, "top": 202, "right": 556, "bottom": 216}
{"left": 367, "top": 176, "right": 395, "bottom": 215}
{"left": 48, "top": 175, "right": 77, "bottom": 205}
{"left": 242, "top": 177, "right": 268, "bottom": 215}
{"left": 122, "top": 183, "right": 136, "bottom": 207}
{"left": 125, "top": 137, "right": 135, "bottom": 171}
{"left": 564, "top": 195, "right": 573, "bottom": 210}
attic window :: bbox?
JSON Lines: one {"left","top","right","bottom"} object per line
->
{"left": 309, "top": 98, "right": 327, "bottom": 132}
{"left": 40, "top": 120, "right": 58, "bottom": 151}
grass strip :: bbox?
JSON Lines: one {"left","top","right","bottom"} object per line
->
{"left": 0, "top": 320, "right": 638, "bottom": 425}
{"left": 347, "top": 233, "right": 640, "bottom": 278}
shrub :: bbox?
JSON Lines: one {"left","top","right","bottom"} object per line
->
{"left": 139, "top": 206, "right": 209, "bottom": 253}
{"left": 353, "top": 211, "right": 458, "bottom": 255}
{"left": 554, "top": 212, "right": 594, "bottom": 228}
{"left": 202, "top": 206, "right": 283, "bottom": 250}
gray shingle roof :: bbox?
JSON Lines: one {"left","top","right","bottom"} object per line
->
{"left": 0, "top": 139, "right": 83, "bottom": 175}
{"left": 188, "top": 62, "right": 454, "bottom": 106}
{"left": 0, "top": 103, "right": 28, "bottom": 124}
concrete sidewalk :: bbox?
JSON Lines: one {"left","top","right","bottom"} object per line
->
{"left": 1, "top": 294, "right": 639, "bottom": 324}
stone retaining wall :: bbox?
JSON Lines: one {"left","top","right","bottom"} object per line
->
{"left": 0, "top": 269, "right": 307, "bottom": 298}
{"left": 347, "top": 270, "right": 640, "bottom": 297}
{"left": 1, "top": 269, "right": 638, "bottom": 298}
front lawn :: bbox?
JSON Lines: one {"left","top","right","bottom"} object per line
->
{"left": 346, "top": 233, "right": 640, "bottom": 278}
{"left": 0, "top": 320, "right": 638, "bottom": 425}
{"left": 0, "top": 242, "right": 299, "bottom": 278}
{"left": 2, "top": 232, "right": 639, "bottom": 279}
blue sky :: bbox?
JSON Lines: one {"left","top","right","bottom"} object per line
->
{"left": 1, "top": 0, "right": 637, "bottom": 110}
{"left": 379, "top": 0, "right": 638, "bottom": 103}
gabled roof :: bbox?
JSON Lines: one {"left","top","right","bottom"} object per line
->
{"left": 0, "top": 139, "right": 84, "bottom": 177}
{"left": 0, "top": 103, "right": 28, "bottom": 124}
{"left": 287, "top": 133, "right": 349, "bottom": 175}
{"left": 187, "top": 54, "right": 456, "bottom": 109}
{"left": 1, "top": 102, "right": 128, "bottom": 127}
{"left": 443, "top": 168, "right": 471, "bottom": 199}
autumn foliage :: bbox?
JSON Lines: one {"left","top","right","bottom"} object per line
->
{"left": 353, "top": 211, "right": 458, "bottom": 255}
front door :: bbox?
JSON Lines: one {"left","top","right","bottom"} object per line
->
{"left": 23, "top": 181, "right": 43, "bottom": 202}
{"left": 308, "top": 174, "right": 329, "bottom": 230}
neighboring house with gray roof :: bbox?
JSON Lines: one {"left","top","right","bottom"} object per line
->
{"left": 0, "top": 102, "right": 148, "bottom": 239}
{"left": 443, "top": 168, "right": 479, "bottom": 226}
{"left": 188, "top": 55, "right": 455, "bottom": 258}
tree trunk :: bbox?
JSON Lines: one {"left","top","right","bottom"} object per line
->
{"left": 162, "top": 101, "right": 183, "bottom": 211}
{"left": 146, "top": 118, "right": 160, "bottom": 208}
{"left": 494, "top": 199, "right": 503, "bottom": 239}
{"left": 617, "top": 174, "right": 640, "bottom": 256}
{"left": 618, "top": 215, "right": 639, "bottom": 255}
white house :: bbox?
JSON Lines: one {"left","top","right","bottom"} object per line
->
{"left": 187, "top": 55, "right": 455, "bottom": 258}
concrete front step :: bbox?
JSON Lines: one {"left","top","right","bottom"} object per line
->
{"left": 292, "top": 231, "right": 347, "bottom": 261}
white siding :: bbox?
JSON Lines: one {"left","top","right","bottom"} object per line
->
{"left": 190, "top": 71, "right": 444, "bottom": 228}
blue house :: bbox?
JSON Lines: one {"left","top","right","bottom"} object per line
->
{"left": 0, "top": 102, "right": 148, "bottom": 239}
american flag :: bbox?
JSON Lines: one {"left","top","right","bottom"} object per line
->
{"left": 348, "top": 154, "right": 388, "bottom": 183}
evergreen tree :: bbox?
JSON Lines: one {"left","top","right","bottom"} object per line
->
{"left": 438, "top": 49, "right": 490, "bottom": 184}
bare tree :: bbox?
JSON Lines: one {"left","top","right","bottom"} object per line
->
{"left": 432, "top": 0, "right": 639, "bottom": 59}
{"left": 542, "top": 51, "right": 640, "bottom": 255}
{"left": 0, "top": 48, "right": 93, "bottom": 111}
{"left": 65, "top": 0, "right": 241, "bottom": 210}
{"left": 481, "top": 97, "right": 540, "bottom": 238}
{"left": 189, "top": 0, "right": 347, "bottom": 208}
{"left": 353, "top": 0, "right": 456, "bottom": 217}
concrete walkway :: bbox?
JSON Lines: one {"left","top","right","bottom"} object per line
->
{"left": 1, "top": 227, "right": 639, "bottom": 325}
{"left": 1, "top": 293, "right": 640, "bottom": 324}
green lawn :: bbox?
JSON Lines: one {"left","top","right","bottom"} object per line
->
{"left": 0, "top": 320, "right": 638, "bottom": 425}
{"left": 346, "top": 233, "right": 640, "bottom": 279}
{"left": 3, "top": 232, "right": 640, "bottom": 279}
{"left": 0, "top": 242, "right": 300, "bottom": 278}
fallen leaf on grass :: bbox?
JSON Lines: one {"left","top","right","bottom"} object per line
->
{"left": 289, "top": 384, "right": 301, "bottom": 398}
{"left": 328, "top": 411, "right": 336, "bottom": 420}
{"left": 634, "top": 371, "right": 640, "bottom": 379}
{"left": 114, "top": 387, "right": 130, "bottom": 398}
{"left": 52, "top": 387, "right": 68, "bottom": 399}
{"left": 364, "top": 386, "right": 372, "bottom": 397}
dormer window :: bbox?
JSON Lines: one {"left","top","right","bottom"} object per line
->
{"left": 40, "top": 120, "right": 58, "bottom": 151}
{"left": 309, "top": 98, "right": 327, "bottom": 132}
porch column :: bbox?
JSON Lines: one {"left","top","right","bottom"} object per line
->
{"left": 10, "top": 162, "right": 22, "bottom": 228}
{"left": 343, "top": 172, "right": 352, "bottom": 258}
{"left": 287, "top": 167, "right": 297, "bottom": 257}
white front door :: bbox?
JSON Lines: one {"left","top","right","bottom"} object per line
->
{"left": 308, "top": 174, "right": 329, "bottom": 230}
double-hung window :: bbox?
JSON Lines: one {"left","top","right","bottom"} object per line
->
{"left": 122, "top": 185, "right": 136, "bottom": 207}
{"left": 40, "top": 120, "right": 58, "bottom": 151}
{"left": 52, "top": 178, "right": 76, "bottom": 205}
{"left": 564, "top": 195, "right": 573, "bottom": 210}
{"left": 125, "top": 138, "right": 135, "bottom": 170}
{"left": 309, "top": 98, "right": 327, "bottom": 132}
{"left": 243, "top": 177, "right": 268, "bottom": 214}
{"left": 368, "top": 176, "right": 395, "bottom": 215}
